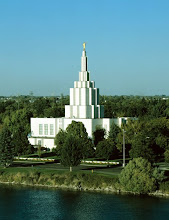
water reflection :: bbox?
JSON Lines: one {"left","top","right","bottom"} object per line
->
{"left": 0, "top": 184, "right": 169, "bottom": 220}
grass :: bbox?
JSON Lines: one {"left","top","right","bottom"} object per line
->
{"left": 0, "top": 166, "right": 119, "bottom": 192}
{"left": 0, "top": 162, "right": 121, "bottom": 178}
{"left": 1, "top": 161, "right": 169, "bottom": 195}
{"left": 20, "top": 152, "right": 60, "bottom": 159}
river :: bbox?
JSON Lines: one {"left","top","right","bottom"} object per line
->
{"left": 0, "top": 184, "right": 169, "bottom": 220}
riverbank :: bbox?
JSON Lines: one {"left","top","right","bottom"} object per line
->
{"left": 0, "top": 168, "right": 169, "bottom": 197}
{"left": 0, "top": 168, "right": 119, "bottom": 192}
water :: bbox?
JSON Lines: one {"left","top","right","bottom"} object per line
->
{"left": 0, "top": 184, "right": 169, "bottom": 220}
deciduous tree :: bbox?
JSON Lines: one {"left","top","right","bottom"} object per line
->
{"left": 55, "top": 121, "right": 94, "bottom": 170}
{"left": 0, "top": 127, "right": 14, "bottom": 167}
{"left": 60, "top": 134, "right": 83, "bottom": 172}
{"left": 96, "top": 139, "right": 119, "bottom": 162}
{"left": 93, "top": 127, "right": 106, "bottom": 146}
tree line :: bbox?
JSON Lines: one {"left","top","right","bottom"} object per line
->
{"left": 1, "top": 95, "right": 169, "bottom": 167}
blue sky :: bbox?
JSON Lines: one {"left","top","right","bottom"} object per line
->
{"left": 0, "top": 0, "right": 169, "bottom": 96}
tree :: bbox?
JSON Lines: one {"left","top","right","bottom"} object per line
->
{"left": 3, "top": 109, "right": 33, "bottom": 156}
{"left": 109, "top": 122, "right": 121, "bottom": 140}
{"left": 164, "top": 150, "right": 169, "bottom": 163}
{"left": 93, "top": 127, "right": 106, "bottom": 146}
{"left": 37, "top": 145, "right": 42, "bottom": 158}
{"left": 60, "top": 134, "right": 83, "bottom": 172}
{"left": 0, "top": 127, "right": 14, "bottom": 168}
{"left": 119, "top": 157, "right": 164, "bottom": 194}
{"left": 116, "top": 117, "right": 169, "bottom": 161}
{"left": 129, "top": 134, "right": 155, "bottom": 162}
{"left": 66, "top": 121, "right": 88, "bottom": 139}
{"left": 81, "top": 138, "right": 95, "bottom": 159}
{"left": 54, "top": 129, "right": 67, "bottom": 155}
{"left": 96, "top": 139, "right": 119, "bottom": 162}
{"left": 55, "top": 121, "right": 93, "bottom": 170}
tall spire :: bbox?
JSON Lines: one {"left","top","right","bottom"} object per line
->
{"left": 65, "top": 44, "right": 104, "bottom": 119}
{"left": 81, "top": 42, "right": 87, "bottom": 72}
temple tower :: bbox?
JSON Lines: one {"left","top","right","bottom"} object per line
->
{"left": 65, "top": 43, "right": 104, "bottom": 119}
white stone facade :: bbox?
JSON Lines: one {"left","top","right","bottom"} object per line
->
{"left": 28, "top": 117, "right": 127, "bottom": 150}
{"left": 28, "top": 45, "right": 129, "bottom": 150}
{"left": 65, "top": 49, "right": 104, "bottom": 119}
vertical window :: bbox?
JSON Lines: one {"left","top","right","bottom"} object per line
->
{"left": 39, "top": 124, "right": 43, "bottom": 135}
{"left": 50, "top": 124, "right": 54, "bottom": 135}
{"left": 44, "top": 124, "right": 48, "bottom": 135}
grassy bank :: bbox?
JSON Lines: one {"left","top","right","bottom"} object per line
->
{"left": 1, "top": 167, "right": 169, "bottom": 197}
{"left": 0, "top": 167, "right": 119, "bottom": 192}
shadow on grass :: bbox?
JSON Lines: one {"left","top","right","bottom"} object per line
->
{"left": 12, "top": 161, "right": 56, "bottom": 168}
{"left": 81, "top": 164, "right": 122, "bottom": 171}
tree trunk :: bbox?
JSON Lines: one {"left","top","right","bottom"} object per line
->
{"left": 70, "top": 166, "right": 72, "bottom": 172}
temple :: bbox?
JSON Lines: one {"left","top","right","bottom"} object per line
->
{"left": 28, "top": 44, "right": 128, "bottom": 150}
{"left": 65, "top": 43, "right": 104, "bottom": 119}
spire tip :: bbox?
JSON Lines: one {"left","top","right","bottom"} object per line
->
{"left": 83, "top": 42, "right": 86, "bottom": 51}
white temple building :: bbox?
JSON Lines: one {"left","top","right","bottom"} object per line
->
{"left": 28, "top": 44, "right": 128, "bottom": 150}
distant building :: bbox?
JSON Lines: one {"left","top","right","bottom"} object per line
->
{"left": 28, "top": 44, "right": 131, "bottom": 150}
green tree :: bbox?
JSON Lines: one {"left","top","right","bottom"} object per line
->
{"left": 129, "top": 134, "right": 155, "bottom": 162}
{"left": 96, "top": 139, "right": 119, "bottom": 162}
{"left": 109, "top": 122, "right": 121, "bottom": 140}
{"left": 164, "top": 150, "right": 169, "bottom": 163}
{"left": 55, "top": 121, "right": 94, "bottom": 158}
{"left": 54, "top": 129, "right": 67, "bottom": 155}
{"left": 66, "top": 121, "right": 88, "bottom": 139}
{"left": 66, "top": 121, "right": 94, "bottom": 158}
{"left": 81, "top": 138, "right": 95, "bottom": 159}
{"left": 0, "top": 127, "right": 14, "bottom": 168}
{"left": 60, "top": 134, "right": 83, "bottom": 172}
{"left": 37, "top": 145, "right": 42, "bottom": 158}
{"left": 93, "top": 127, "right": 106, "bottom": 146}
{"left": 55, "top": 121, "right": 93, "bottom": 170}
{"left": 119, "top": 157, "right": 164, "bottom": 194}
{"left": 3, "top": 109, "right": 33, "bottom": 156}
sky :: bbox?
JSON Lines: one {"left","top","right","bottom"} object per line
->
{"left": 0, "top": 0, "right": 169, "bottom": 96}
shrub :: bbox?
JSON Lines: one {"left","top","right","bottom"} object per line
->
{"left": 159, "top": 181, "right": 169, "bottom": 193}
{"left": 119, "top": 157, "right": 164, "bottom": 194}
{"left": 164, "top": 150, "right": 169, "bottom": 163}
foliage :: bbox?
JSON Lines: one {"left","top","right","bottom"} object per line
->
{"left": 3, "top": 109, "right": 33, "bottom": 156}
{"left": 0, "top": 127, "right": 14, "bottom": 167}
{"left": 119, "top": 157, "right": 164, "bottom": 194}
{"left": 164, "top": 150, "right": 169, "bottom": 163}
{"left": 159, "top": 181, "right": 169, "bottom": 193}
{"left": 37, "top": 145, "right": 42, "bottom": 158}
{"left": 54, "top": 129, "right": 67, "bottom": 155}
{"left": 66, "top": 121, "right": 88, "bottom": 139}
{"left": 81, "top": 138, "right": 95, "bottom": 159}
{"left": 96, "top": 139, "right": 119, "bottom": 161}
{"left": 100, "top": 95, "right": 168, "bottom": 118}
{"left": 55, "top": 121, "right": 94, "bottom": 171}
{"left": 55, "top": 121, "right": 94, "bottom": 159}
{"left": 0, "top": 168, "right": 118, "bottom": 191}
{"left": 1, "top": 95, "right": 169, "bottom": 163}
{"left": 109, "top": 122, "right": 121, "bottom": 140}
{"left": 129, "top": 134, "right": 155, "bottom": 162}
{"left": 119, "top": 117, "right": 169, "bottom": 161}
{"left": 93, "top": 126, "right": 106, "bottom": 146}
{"left": 60, "top": 134, "right": 83, "bottom": 171}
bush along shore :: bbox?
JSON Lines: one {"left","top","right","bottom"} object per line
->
{"left": 0, "top": 168, "right": 169, "bottom": 197}
{"left": 0, "top": 168, "right": 119, "bottom": 192}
